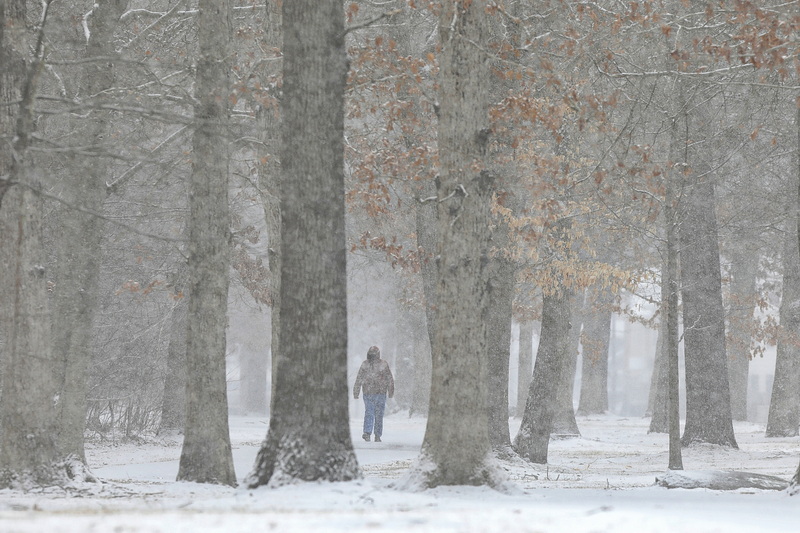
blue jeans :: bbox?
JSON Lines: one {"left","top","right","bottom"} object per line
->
{"left": 362, "top": 394, "right": 387, "bottom": 437}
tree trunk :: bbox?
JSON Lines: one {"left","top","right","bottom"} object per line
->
{"left": 515, "top": 320, "right": 535, "bottom": 418}
{"left": 648, "top": 303, "right": 669, "bottom": 433}
{"left": 679, "top": 175, "right": 737, "bottom": 448}
{"left": 577, "top": 288, "right": 611, "bottom": 415}
{"left": 416, "top": 176, "right": 439, "bottom": 354}
{"left": 177, "top": 0, "right": 236, "bottom": 486}
{"left": 514, "top": 287, "right": 571, "bottom": 463}
{"left": 766, "top": 200, "right": 800, "bottom": 437}
{"left": 52, "top": 0, "right": 127, "bottom": 468}
{"left": 258, "top": 0, "right": 281, "bottom": 417}
{"left": 160, "top": 268, "right": 188, "bottom": 433}
{"left": 486, "top": 232, "right": 516, "bottom": 451}
{"left": 409, "top": 306, "right": 431, "bottom": 417}
{"left": 552, "top": 290, "right": 582, "bottom": 437}
{"left": 246, "top": 0, "right": 358, "bottom": 487}
{"left": 415, "top": 0, "right": 498, "bottom": 488}
{"left": 726, "top": 248, "right": 758, "bottom": 421}
{"left": 0, "top": 0, "right": 68, "bottom": 489}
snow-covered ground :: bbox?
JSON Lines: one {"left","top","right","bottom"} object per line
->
{"left": 1, "top": 414, "right": 799, "bottom": 532}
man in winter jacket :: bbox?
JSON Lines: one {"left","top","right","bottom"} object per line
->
{"left": 353, "top": 345, "right": 394, "bottom": 442}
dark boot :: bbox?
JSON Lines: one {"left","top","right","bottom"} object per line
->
{"left": 362, "top": 433, "right": 370, "bottom": 442}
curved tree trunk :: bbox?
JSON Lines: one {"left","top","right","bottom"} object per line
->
{"left": 177, "top": 0, "right": 236, "bottom": 486}
{"left": 247, "top": 0, "right": 358, "bottom": 487}
{"left": 514, "top": 287, "right": 571, "bottom": 463}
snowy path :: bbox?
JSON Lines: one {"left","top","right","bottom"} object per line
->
{"left": 1, "top": 414, "right": 800, "bottom": 532}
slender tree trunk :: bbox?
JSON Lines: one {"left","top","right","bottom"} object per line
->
{"left": 514, "top": 287, "right": 571, "bottom": 463}
{"left": 160, "top": 268, "right": 188, "bottom": 432}
{"left": 409, "top": 306, "right": 431, "bottom": 417}
{"left": 648, "top": 303, "right": 669, "bottom": 433}
{"left": 486, "top": 233, "right": 516, "bottom": 451}
{"left": 247, "top": 0, "right": 358, "bottom": 487}
{"left": 577, "top": 288, "right": 611, "bottom": 415}
{"left": 416, "top": 177, "right": 439, "bottom": 354}
{"left": 727, "top": 248, "right": 758, "bottom": 421}
{"left": 177, "top": 0, "right": 236, "bottom": 486}
{"left": 416, "top": 0, "right": 498, "bottom": 488}
{"left": 258, "top": 0, "right": 281, "bottom": 416}
{"left": 515, "top": 320, "right": 535, "bottom": 418}
{"left": 665, "top": 161, "right": 683, "bottom": 469}
{"left": 766, "top": 189, "right": 800, "bottom": 437}
{"left": 52, "top": 0, "right": 127, "bottom": 470}
{"left": 552, "top": 290, "right": 582, "bottom": 437}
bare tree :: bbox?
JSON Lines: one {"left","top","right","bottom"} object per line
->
{"left": 177, "top": 0, "right": 237, "bottom": 486}
{"left": 0, "top": 0, "right": 67, "bottom": 488}
{"left": 51, "top": 0, "right": 128, "bottom": 473}
{"left": 246, "top": 0, "right": 358, "bottom": 487}
{"left": 413, "top": 0, "right": 499, "bottom": 488}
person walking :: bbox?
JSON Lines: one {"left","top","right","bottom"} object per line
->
{"left": 353, "top": 345, "right": 394, "bottom": 442}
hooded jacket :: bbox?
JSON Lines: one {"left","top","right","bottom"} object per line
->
{"left": 353, "top": 348, "right": 394, "bottom": 398}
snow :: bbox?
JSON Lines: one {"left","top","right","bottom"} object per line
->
{"left": 1, "top": 414, "right": 800, "bottom": 532}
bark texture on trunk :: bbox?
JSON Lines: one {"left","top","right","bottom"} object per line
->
{"left": 160, "top": 269, "right": 188, "bottom": 432}
{"left": 577, "top": 289, "right": 611, "bottom": 415}
{"left": 177, "top": 0, "right": 236, "bottom": 486}
{"left": 552, "top": 291, "right": 582, "bottom": 437}
{"left": 726, "top": 249, "right": 758, "bottom": 422}
{"left": 766, "top": 214, "right": 800, "bottom": 437}
{"left": 0, "top": 0, "right": 69, "bottom": 488}
{"left": 247, "top": 0, "right": 358, "bottom": 487}
{"left": 679, "top": 176, "right": 737, "bottom": 448}
{"left": 52, "top": 0, "right": 127, "bottom": 466}
{"left": 486, "top": 233, "right": 516, "bottom": 451}
{"left": 514, "top": 288, "right": 570, "bottom": 463}
{"left": 416, "top": 0, "right": 499, "bottom": 488}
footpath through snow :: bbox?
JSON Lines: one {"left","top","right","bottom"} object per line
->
{"left": 1, "top": 414, "right": 799, "bottom": 532}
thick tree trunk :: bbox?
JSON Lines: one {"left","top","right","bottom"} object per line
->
{"left": 577, "top": 288, "right": 611, "bottom": 415}
{"left": 514, "top": 287, "right": 571, "bottom": 463}
{"left": 679, "top": 175, "right": 737, "bottom": 448}
{"left": 515, "top": 320, "right": 535, "bottom": 418}
{"left": 0, "top": 0, "right": 69, "bottom": 489}
{"left": 177, "top": 0, "right": 236, "bottom": 486}
{"left": 416, "top": 0, "right": 498, "bottom": 488}
{"left": 246, "top": 0, "right": 358, "bottom": 487}
{"left": 766, "top": 210, "right": 800, "bottom": 437}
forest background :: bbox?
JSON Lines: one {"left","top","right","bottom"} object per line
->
{"left": 0, "top": 0, "right": 799, "bottom": 494}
